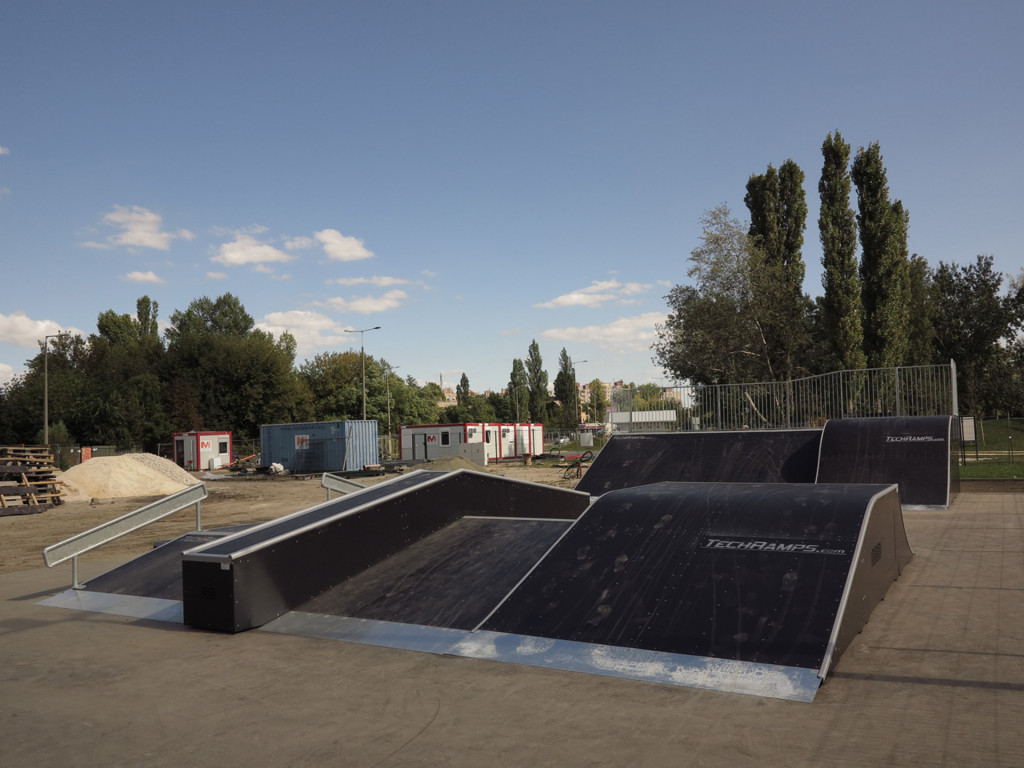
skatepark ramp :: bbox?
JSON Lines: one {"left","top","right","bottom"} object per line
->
{"left": 575, "top": 429, "right": 822, "bottom": 496}
{"left": 816, "top": 416, "right": 960, "bottom": 509}
{"left": 263, "top": 480, "right": 910, "bottom": 701}
{"left": 578, "top": 416, "right": 959, "bottom": 509}
{"left": 38, "top": 462, "right": 916, "bottom": 700}
{"left": 181, "top": 470, "right": 590, "bottom": 633}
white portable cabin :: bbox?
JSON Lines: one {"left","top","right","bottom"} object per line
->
{"left": 399, "top": 423, "right": 544, "bottom": 464}
{"left": 173, "top": 431, "right": 233, "bottom": 470}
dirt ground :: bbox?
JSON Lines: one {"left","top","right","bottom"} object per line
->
{"left": 0, "top": 461, "right": 582, "bottom": 575}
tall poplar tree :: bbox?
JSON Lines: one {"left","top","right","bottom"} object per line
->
{"left": 525, "top": 339, "right": 549, "bottom": 423}
{"left": 744, "top": 159, "right": 810, "bottom": 379}
{"left": 818, "top": 131, "right": 866, "bottom": 370}
{"left": 507, "top": 358, "right": 529, "bottom": 422}
{"left": 851, "top": 142, "right": 911, "bottom": 368}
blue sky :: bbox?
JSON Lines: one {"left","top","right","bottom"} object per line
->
{"left": 1, "top": 1, "right": 1021, "bottom": 393}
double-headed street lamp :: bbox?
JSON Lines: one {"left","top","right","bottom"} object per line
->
{"left": 44, "top": 332, "right": 71, "bottom": 447}
{"left": 345, "top": 326, "right": 381, "bottom": 420}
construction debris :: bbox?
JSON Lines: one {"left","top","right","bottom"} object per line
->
{"left": 0, "top": 446, "right": 63, "bottom": 515}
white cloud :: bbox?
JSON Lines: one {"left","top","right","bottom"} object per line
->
{"left": 83, "top": 205, "right": 191, "bottom": 251}
{"left": 316, "top": 229, "right": 374, "bottom": 262}
{"left": 207, "top": 271, "right": 228, "bottom": 280}
{"left": 0, "top": 145, "right": 9, "bottom": 155}
{"left": 535, "top": 280, "right": 653, "bottom": 309}
{"left": 321, "top": 289, "right": 408, "bottom": 314}
{"left": 256, "top": 310, "right": 349, "bottom": 357}
{"left": 285, "top": 236, "right": 316, "bottom": 250}
{"left": 212, "top": 232, "right": 293, "bottom": 267}
{"left": 327, "top": 275, "right": 410, "bottom": 287}
{"left": 540, "top": 312, "right": 666, "bottom": 354}
{"left": 122, "top": 270, "right": 164, "bottom": 284}
{"left": 0, "top": 362, "right": 14, "bottom": 386}
{"left": 0, "top": 312, "right": 84, "bottom": 348}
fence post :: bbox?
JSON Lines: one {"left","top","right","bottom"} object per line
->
{"left": 950, "top": 359, "right": 959, "bottom": 416}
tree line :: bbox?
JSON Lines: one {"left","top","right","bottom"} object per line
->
{"left": 0, "top": 294, "right": 609, "bottom": 452}
{"left": 652, "top": 131, "right": 1024, "bottom": 417}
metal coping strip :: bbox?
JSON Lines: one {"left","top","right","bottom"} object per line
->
{"left": 182, "top": 470, "right": 455, "bottom": 563}
{"left": 472, "top": 506, "right": 590, "bottom": 631}
{"left": 816, "top": 483, "right": 900, "bottom": 682}
{"left": 183, "top": 468, "right": 589, "bottom": 564}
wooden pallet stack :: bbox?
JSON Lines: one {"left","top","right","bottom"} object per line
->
{"left": 0, "top": 445, "right": 64, "bottom": 515}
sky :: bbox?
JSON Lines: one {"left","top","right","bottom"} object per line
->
{"left": 1, "top": 1, "right": 1021, "bottom": 394}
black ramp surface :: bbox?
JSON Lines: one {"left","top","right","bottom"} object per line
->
{"left": 296, "top": 517, "right": 571, "bottom": 630}
{"left": 483, "top": 482, "right": 897, "bottom": 673}
{"left": 816, "top": 416, "right": 959, "bottom": 508}
{"left": 183, "top": 470, "right": 590, "bottom": 632}
{"left": 81, "top": 532, "right": 223, "bottom": 600}
{"left": 576, "top": 430, "right": 821, "bottom": 496}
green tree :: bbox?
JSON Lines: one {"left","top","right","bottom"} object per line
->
{"left": 456, "top": 373, "right": 472, "bottom": 410}
{"left": 744, "top": 160, "right": 811, "bottom": 380}
{"left": 852, "top": 142, "right": 911, "bottom": 367}
{"left": 818, "top": 131, "right": 866, "bottom": 371}
{"left": 525, "top": 340, "right": 549, "bottom": 423}
{"left": 299, "top": 351, "right": 364, "bottom": 421}
{"left": 906, "top": 254, "right": 935, "bottom": 366}
{"left": 164, "top": 294, "right": 311, "bottom": 438}
{"left": 584, "top": 378, "right": 608, "bottom": 423}
{"left": 508, "top": 358, "right": 530, "bottom": 422}
{"left": 654, "top": 205, "right": 773, "bottom": 384}
{"left": 164, "top": 293, "right": 254, "bottom": 344}
{"left": 552, "top": 348, "right": 576, "bottom": 430}
{"left": 932, "top": 255, "right": 1024, "bottom": 415}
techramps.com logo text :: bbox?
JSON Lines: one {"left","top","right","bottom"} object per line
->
{"left": 701, "top": 538, "right": 848, "bottom": 556}
{"left": 884, "top": 435, "right": 944, "bottom": 443}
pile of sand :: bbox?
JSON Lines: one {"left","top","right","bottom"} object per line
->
{"left": 59, "top": 454, "right": 200, "bottom": 501}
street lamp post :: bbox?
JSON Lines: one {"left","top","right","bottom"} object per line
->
{"left": 512, "top": 383, "right": 528, "bottom": 423}
{"left": 345, "top": 326, "right": 381, "bottom": 420}
{"left": 385, "top": 364, "right": 400, "bottom": 456}
{"left": 43, "top": 332, "right": 71, "bottom": 447}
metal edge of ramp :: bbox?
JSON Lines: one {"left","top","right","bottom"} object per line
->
{"left": 38, "top": 590, "right": 183, "bottom": 623}
{"left": 260, "top": 613, "right": 822, "bottom": 703}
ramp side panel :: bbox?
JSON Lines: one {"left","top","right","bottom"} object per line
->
{"left": 576, "top": 430, "right": 822, "bottom": 496}
{"left": 816, "top": 416, "right": 957, "bottom": 508}
{"left": 184, "top": 473, "right": 590, "bottom": 632}
{"left": 823, "top": 485, "right": 912, "bottom": 677}
{"left": 482, "top": 482, "right": 887, "bottom": 672}
{"left": 295, "top": 518, "right": 572, "bottom": 630}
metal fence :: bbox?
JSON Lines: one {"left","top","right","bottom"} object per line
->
{"left": 606, "top": 362, "right": 958, "bottom": 433}
{"left": 961, "top": 416, "right": 1024, "bottom": 463}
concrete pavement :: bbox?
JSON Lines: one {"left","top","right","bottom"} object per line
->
{"left": 2, "top": 492, "right": 1023, "bottom": 767}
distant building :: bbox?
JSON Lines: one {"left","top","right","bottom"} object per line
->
{"left": 400, "top": 422, "right": 544, "bottom": 464}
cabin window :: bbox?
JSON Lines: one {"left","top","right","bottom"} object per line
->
{"left": 441, "top": 432, "right": 450, "bottom": 446}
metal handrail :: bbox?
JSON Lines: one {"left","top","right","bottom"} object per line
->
{"left": 321, "top": 472, "right": 366, "bottom": 499}
{"left": 42, "top": 483, "right": 208, "bottom": 589}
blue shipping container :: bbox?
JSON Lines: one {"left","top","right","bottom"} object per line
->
{"left": 259, "top": 420, "right": 379, "bottom": 473}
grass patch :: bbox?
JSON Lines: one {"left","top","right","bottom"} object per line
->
{"left": 959, "top": 461, "right": 1024, "bottom": 479}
